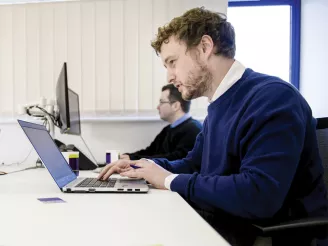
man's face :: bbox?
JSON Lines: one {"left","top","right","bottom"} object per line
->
{"left": 157, "top": 90, "right": 175, "bottom": 122}
{"left": 160, "top": 36, "right": 212, "bottom": 100}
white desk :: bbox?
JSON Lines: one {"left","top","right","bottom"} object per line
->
{"left": 0, "top": 168, "right": 229, "bottom": 246}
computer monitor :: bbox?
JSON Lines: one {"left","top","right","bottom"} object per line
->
{"left": 55, "top": 62, "right": 98, "bottom": 169}
{"left": 56, "top": 62, "right": 70, "bottom": 134}
{"left": 67, "top": 88, "right": 81, "bottom": 135}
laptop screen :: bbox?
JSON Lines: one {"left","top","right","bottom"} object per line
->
{"left": 18, "top": 120, "right": 76, "bottom": 188}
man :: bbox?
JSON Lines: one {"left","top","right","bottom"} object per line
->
{"left": 99, "top": 7, "right": 328, "bottom": 245}
{"left": 120, "top": 84, "right": 202, "bottom": 161}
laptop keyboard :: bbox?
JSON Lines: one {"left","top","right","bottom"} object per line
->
{"left": 76, "top": 178, "right": 117, "bottom": 188}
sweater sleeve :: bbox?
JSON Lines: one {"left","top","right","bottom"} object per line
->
{"left": 152, "top": 119, "right": 207, "bottom": 174}
{"left": 170, "top": 84, "right": 307, "bottom": 219}
{"left": 133, "top": 122, "right": 202, "bottom": 160}
{"left": 125, "top": 127, "right": 167, "bottom": 160}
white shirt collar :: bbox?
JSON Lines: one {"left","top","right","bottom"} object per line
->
{"left": 209, "top": 60, "right": 246, "bottom": 103}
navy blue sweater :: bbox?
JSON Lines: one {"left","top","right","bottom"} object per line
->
{"left": 153, "top": 68, "right": 328, "bottom": 220}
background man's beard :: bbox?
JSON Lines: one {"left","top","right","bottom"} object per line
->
{"left": 183, "top": 65, "right": 212, "bottom": 100}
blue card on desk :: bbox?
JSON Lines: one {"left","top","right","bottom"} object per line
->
{"left": 38, "top": 197, "right": 66, "bottom": 204}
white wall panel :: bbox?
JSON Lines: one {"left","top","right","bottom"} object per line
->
{"left": 95, "top": 0, "right": 110, "bottom": 112}
{"left": 13, "top": 6, "right": 27, "bottom": 113}
{"left": 124, "top": 0, "right": 139, "bottom": 112}
{"left": 300, "top": 0, "right": 328, "bottom": 117}
{"left": 152, "top": 0, "right": 167, "bottom": 109}
{"left": 109, "top": 0, "right": 124, "bottom": 111}
{"left": 67, "top": 2, "right": 82, "bottom": 102}
{"left": 25, "top": 4, "right": 40, "bottom": 104}
{"left": 0, "top": 6, "right": 14, "bottom": 115}
{"left": 39, "top": 4, "right": 54, "bottom": 100}
{"left": 138, "top": 0, "right": 153, "bottom": 111}
{"left": 0, "top": 0, "right": 227, "bottom": 118}
{"left": 167, "top": 0, "right": 183, "bottom": 20}
{"left": 81, "top": 1, "right": 96, "bottom": 112}
{"left": 54, "top": 2, "right": 68, "bottom": 98}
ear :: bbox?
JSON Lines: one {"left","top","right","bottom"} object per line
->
{"left": 172, "top": 101, "right": 181, "bottom": 112}
{"left": 199, "top": 35, "right": 214, "bottom": 59}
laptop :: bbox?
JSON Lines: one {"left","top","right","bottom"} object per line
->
{"left": 17, "top": 120, "right": 149, "bottom": 193}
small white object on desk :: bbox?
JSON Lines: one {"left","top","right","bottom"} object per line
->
{"left": 106, "top": 149, "right": 120, "bottom": 163}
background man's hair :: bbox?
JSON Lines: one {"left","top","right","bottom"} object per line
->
{"left": 162, "top": 84, "right": 191, "bottom": 113}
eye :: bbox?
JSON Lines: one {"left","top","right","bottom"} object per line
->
{"left": 169, "top": 59, "right": 176, "bottom": 66}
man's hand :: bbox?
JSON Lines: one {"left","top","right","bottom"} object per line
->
{"left": 120, "top": 160, "right": 172, "bottom": 189}
{"left": 97, "top": 159, "right": 132, "bottom": 180}
{"left": 119, "top": 154, "right": 130, "bottom": 160}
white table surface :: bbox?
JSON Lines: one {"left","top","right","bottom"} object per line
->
{"left": 0, "top": 167, "right": 229, "bottom": 246}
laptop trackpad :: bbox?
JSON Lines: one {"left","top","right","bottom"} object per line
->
{"left": 118, "top": 179, "right": 146, "bottom": 185}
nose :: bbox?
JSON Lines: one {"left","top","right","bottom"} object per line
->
{"left": 167, "top": 70, "right": 176, "bottom": 84}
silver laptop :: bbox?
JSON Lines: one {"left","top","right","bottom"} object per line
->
{"left": 17, "top": 120, "right": 149, "bottom": 193}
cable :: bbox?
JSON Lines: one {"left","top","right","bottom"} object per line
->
{"left": 0, "top": 128, "right": 34, "bottom": 166}
{"left": 1, "top": 147, "right": 34, "bottom": 166}
{"left": 27, "top": 106, "right": 60, "bottom": 128}
{"left": 35, "top": 106, "right": 56, "bottom": 120}
{"left": 35, "top": 106, "right": 61, "bottom": 127}
{"left": 3, "top": 165, "right": 42, "bottom": 175}
{"left": 80, "top": 134, "right": 98, "bottom": 166}
{"left": 0, "top": 106, "right": 54, "bottom": 168}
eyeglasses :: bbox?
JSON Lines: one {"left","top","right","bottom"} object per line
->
{"left": 158, "top": 100, "right": 176, "bottom": 105}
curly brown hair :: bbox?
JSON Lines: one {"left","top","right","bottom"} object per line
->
{"left": 151, "top": 7, "right": 235, "bottom": 59}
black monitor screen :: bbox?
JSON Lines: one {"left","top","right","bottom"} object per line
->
{"left": 56, "top": 62, "right": 70, "bottom": 134}
{"left": 67, "top": 88, "right": 81, "bottom": 135}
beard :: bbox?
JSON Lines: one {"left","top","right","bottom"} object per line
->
{"left": 182, "top": 63, "right": 212, "bottom": 101}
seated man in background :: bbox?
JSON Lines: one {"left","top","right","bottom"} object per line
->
{"left": 120, "top": 84, "right": 202, "bottom": 160}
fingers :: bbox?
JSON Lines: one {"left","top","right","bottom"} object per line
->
{"left": 120, "top": 154, "right": 130, "bottom": 160}
{"left": 130, "top": 160, "right": 150, "bottom": 168}
{"left": 118, "top": 167, "right": 133, "bottom": 173}
{"left": 97, "top": 159, "right": 149, "bottom": 180}
{"left": 102, "top": 166, "right": 120, "bottom": 180}
{"left": 97, "top": 163, "right": 114, "bottom": 179}
{"left": 120, "top": 170, "right": 143, "bottom": 179}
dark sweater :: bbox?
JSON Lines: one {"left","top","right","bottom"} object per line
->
{"left": 153, "top": 68, "right": 328, "bottom": 222}
{"left": 126, "top": 117, "right": 202, "bottom": 160}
